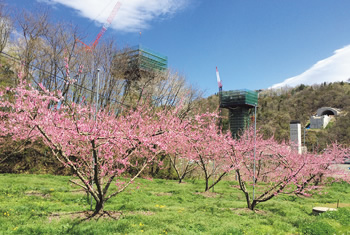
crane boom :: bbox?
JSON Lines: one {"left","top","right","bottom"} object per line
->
{"left": 90, "top": 1, "right": 121, "bottom": 48}
{"left": 216, "top": 66, "right": 223, "bottom": 89}
{"left": 91, "top": 26, "right": 107, "bottom": 48}
{"left": 107, "top": 2, "right": 122, "bottom": 25}
{"left": 76, "top": 1, "right": 121, "bottom": 50}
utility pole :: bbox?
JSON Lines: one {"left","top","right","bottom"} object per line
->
{"left": 216, "top": 67, "right": 223, "bottom": 128}
{"left": 91, "top": 68, "right": 100, "bottom": 210}
{"left": 252, "top": 103, "right": 257, "bottom": 201}
{"left": 96, "top": 68, "right": 100, "bottom": 115}
{"left": 213, "top": 67, "right": 223, "bottom": 192}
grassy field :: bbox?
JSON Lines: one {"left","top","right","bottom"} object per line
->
{"left": 0, "top": 174, "right": 350, "bottom": 234}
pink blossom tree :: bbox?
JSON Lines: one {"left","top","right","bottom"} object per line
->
{"left": 166, "top": 123, "right": 199, "bottom": 183}
{"left": 224, "top": 128, "right": 349, "bottom": 210}
{"left": 175, "top": 113, "right": 232, "bottom": 191}
{"left": 0, "top": 80, "right": 188, "bottom": 215}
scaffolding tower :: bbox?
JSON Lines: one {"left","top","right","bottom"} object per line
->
{"left": 114, "top": 44, "right": 168, "bottom": 83}
{"left": 220, "top": 89, "right": 258, "bottom": 138}
{"left": 128, "top": 44, "right": 168, "bottom": 72}
{"left": 113, "top": 45, "right": 168, "bottom": 102}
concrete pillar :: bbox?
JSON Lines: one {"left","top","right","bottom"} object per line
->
{"left": 290, "top": 120, "right": 302, "bottom": 154}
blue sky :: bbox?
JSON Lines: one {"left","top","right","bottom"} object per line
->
{"left": 6, "top": 0, "right": 350, "bottom": 96}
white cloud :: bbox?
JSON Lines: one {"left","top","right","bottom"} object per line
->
{"left": 41, "top": 0, "right": 188, "bottom": 32}
{"left": 271, "top": 45, "right": 350, "bottom": 89}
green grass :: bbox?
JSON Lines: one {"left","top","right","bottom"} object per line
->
{"left": 0, "top": 174, "right": 350, "bottom": 234}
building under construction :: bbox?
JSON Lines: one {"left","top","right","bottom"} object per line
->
{"left": 112, "top": 44, "right": 168, "bottom": 103}
{"left": 119, "top": 44, "right": 168, "bottom": 81}
{"left": 128, "top": 45, "right": 168, "bottom": 72}
{"left": 220, "top": 89, "right": 258, "bottom": 138}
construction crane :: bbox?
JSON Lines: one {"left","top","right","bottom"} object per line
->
{"left": 216, "top": 66, "right": 223, "bottom": 92}
{"left": 216, "top": 66, "right": 223, "bottom": 131}
{"left": 77, "top": 1, "right": 122, "bottom": 50}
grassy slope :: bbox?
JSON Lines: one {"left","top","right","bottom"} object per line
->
{"left": 0, "top": 174, "right": 349, "bottom": 234}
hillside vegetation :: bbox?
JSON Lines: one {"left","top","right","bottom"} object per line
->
{"left": 258, "top": 82, "right": 350, "bottom": 148}
{"left": 200, "top": 82, "right": 350, "bottom": 149}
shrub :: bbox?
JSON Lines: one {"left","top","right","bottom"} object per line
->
{"left": 300, "top": 220, "right": 336, "bottom": 235}
{"left": 319, "top": 208, "right": 350, "bottom": 226}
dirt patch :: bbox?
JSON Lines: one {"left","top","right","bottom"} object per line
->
{"left": 229, "top": 207, "right": 267, "bottom": 215}
{"left": 320, "top": 203, "right": 350, "bottom": 208}
{"left": 195, "top": 191, "right": 219, "bottom": 198}
{"left": 153, "top": 192, "right": 172, "bottom": 196}
{"left": 230, "top": 185, "right": 240, "bottom": 189}
{"left": 127, "top": 210, "right": 155, "bottom": 216}
{"left": 178, "top": 181, "right": 188, "bottom": 184}
{"left": 48, "top": 211, "right": 123, "bottom": 221}
{"left": 48, "top": 210, "right": 155, "bottom": 222}
{"left": 70, "top": 189, "right": 87, "bottom": 195}
{"left": 25, "top": 190, "right": 50, "bottom": 198}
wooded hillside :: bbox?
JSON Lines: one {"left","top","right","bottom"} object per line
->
{"left": 199, "top": 82, "right": 350, "bottom": 150}
{"left": 259, "top": 82, "right": 350, "bottom": 148}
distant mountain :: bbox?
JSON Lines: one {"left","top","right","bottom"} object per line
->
{"left": 271, "top": 45, "right": 350, "bottom": 89}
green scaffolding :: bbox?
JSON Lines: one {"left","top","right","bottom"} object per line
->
{"left": 219, "top": 89, "right": 258, "bottom": 138}
{"left": 128, "top": 44, "right": 168, "bottom": 72}
{"left": 220, "top": 89, "right": 258, "bottom": 108}
{"left": 228, "top": 107, "right": 252, "bottom": 138}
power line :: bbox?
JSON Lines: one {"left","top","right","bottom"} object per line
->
{"left": 0, "top": 51, "right": 129, "bottom": 107}
{"left": 0, "top": 51, "right": 94, "bottom": 91}
{"left": 82, "top": 0, "right": 116, "bottom": 36}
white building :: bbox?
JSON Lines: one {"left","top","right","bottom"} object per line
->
{"left": 310, "top": 107, "right": 340, "bottom": 129}
{"left": 310, "top": 115, "right": 331, "bottom": 129}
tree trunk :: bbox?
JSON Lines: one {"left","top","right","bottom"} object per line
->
{"left": 236, "top": 170, "right": 255, "bottom": 210}
{"left": 93, "top": 200, "right": 104, "bottom": 215}
{"left": 244, "top": 191, "right": 251, "bottom": 209}
{"left": 204, "top": 177, "right": 209, "bottom": 192}
{"left": 249, "top": 200, "right": 257, "bottom": 210}
{"left": 207, "top": 172, "right": 227, "bottom": 192}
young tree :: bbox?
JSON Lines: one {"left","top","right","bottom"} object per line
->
{"left": 166, "top": 117, "right": 200, "bottom": 184}
{"left": 0, "top": 80, "right": 189, "bottom": 215}
{"left": 168, "top": 152, "right": 199, "bottom": 184}
{"left": 177, "top": 113, "right": 231, "bottom": 191}
{"left": 225, "top": 128, "right": 349, "bottom": 210}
